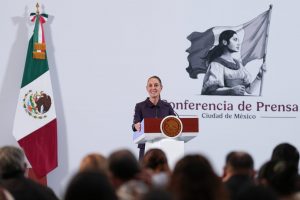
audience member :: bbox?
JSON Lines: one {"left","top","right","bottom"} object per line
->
{"left": 142, "top": 149, "right": 171, "bottom": 188}
{"left": 79, "top": 153, "right": 108, "bottom": 175}
{"left": 0, "top": 146, "right": 58, "bottom": 200}
{"left": 2, "top": 142, "right": 298, "bottom": 200}
{"left": 168, "top": 154, "right": 229, "bottom": 200}
{"left": 271, "top": 143, "right": 300, "bottom": 191}
{"left": 64, "top": 171, "right": 117, "bottom": 200}
{"left": 108, "top": 149, "right": 148, "bottom": 200}
{"left": 271, "top": 143, "right": 299, "bottom": 171}
{"left": 222, "top": 151, "right": 255, "bottom": 200}
{"left": 258, "top": 160, "right": 300, "bottom": 200}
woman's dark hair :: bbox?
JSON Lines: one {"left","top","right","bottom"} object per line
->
{"left": 65, "top": 171, "right": 117, "bottom": 200}
{"left": 225, "top": 151, "right": 254, "bottom": 170}
{"left": 169, "top": 154, "right": 229, "bottom": 200}
{"left": 142, "top": 149, "right": 169, "bottom": 172}
{"left": 271, "top": 143, "right": 299, "bottom": 171}
{"left": 206, "top": 30, "right": 237, "bottom": 64}
{"left": 148, "top": 76, "right": 162, "bottom": 86}
{"left": 108, "top": 149, "right": 140, "bottom": 181}
{"left": 258, "top": 160, "right": 299, "bottom": 196}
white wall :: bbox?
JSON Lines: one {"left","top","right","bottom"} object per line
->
{"left": 1, "top": 0, "right": 299, "bottom": 197}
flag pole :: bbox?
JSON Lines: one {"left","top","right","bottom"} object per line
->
{"left": 259, "top": 4, "right": 273, "bottom": 96}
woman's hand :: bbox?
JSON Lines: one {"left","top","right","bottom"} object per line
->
{"left": 134, "top": 122, "right": 141, "bottom": 132}
{"left": 257, "top": 63, "right": 267, "bottom": 79}
{"left": 231, "top": 85, "right": 245, "bottom": 95}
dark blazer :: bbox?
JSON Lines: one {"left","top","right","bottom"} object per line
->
{"left": 132, "top": 98, "right": 175, "bottom": 158}
{"left": 224, "top": 175, "right": 254, "bottom": 200}
{"left": 133, "top": 98, "right": 175, "bottom": 131}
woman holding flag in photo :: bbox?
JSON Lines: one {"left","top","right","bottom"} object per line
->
{"left": 186, "top": 6, "right": 272, "bottom": 96}
{"left": 201, "top": 30, "right": 266, "bottom": 96}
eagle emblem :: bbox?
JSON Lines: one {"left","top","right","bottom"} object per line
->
{"left": 23, "top": 90, "right": 52, "bottom": 119}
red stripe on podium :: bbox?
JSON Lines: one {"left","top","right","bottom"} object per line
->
{"left": 144, "top": 118, "right": 199, "bottom": 133}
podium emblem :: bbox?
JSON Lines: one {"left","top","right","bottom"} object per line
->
{"left": 160, "top": 116, "right": 183, "bottom": 138}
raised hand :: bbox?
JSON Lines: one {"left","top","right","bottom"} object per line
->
{"left": 134, "top": 122, "right": 141, "bottom": 132}
{"left": 231, "top": 85, "right": 245, "bottom": 95}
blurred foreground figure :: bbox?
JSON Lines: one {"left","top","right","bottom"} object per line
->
{"left": 109, "top": 149, "right": 149, "bottom": 200}
{"left": 142, "top": 149, "right": 171, "bottom": 188}
{"left": 64, "top": 171, "right": 117, "bottom": 200}
{"left": 0, "top": 146, "right": 58, "bottom": 200}
{"left": 169, "top": 154, "right": 229, "bottom": 200}
{"left": 222, "top": 151, "right": 255, "bottom": 200}
{"left": 79, "top": 153, "right": 108, "bottom": 175}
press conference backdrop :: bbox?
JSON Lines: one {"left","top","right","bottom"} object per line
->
{"left": 0, "top": 0, "right": 299, "bottom": 196}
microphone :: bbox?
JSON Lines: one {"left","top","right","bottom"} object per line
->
{"left": 173, "top": 109, "right": 180, "bottom": 118}
{"left": 162, "top": 99, "right": 180, "bottom": 118}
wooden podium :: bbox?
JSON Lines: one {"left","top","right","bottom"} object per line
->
{"left": 133, "top": 116, "right": 199, "bottom": 168}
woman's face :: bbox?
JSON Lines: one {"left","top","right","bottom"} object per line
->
{"left": 146, "top": 78, "right": 162, "bottom": 99}
{"left": 227, "top": 34, "right": 240, "bottom": 52}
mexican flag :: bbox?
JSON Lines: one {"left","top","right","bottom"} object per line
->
{"left": 13, "top": 13, "right": 57, "bottom": 178}
{"left": 186, "top": 7, "right": 272, "bottom": 79}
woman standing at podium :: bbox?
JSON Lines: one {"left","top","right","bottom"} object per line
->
{"left": 132, "top": 76, "right": 175, "bottom": 161}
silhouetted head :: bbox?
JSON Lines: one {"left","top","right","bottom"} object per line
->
{"left": 226, "top": 151, "right": 254, "bottom": 171}
{"left": 79, "top": 153, "right": 108, "bottom": 175}
{"left": 271, "top": 143, "right": 299, "bottom": 171}
{"left": 223, "top": 151, "right": 255, "bottom": 181}
{"left": 65, "top": 171, "right": 117, "bottom": 200}
{"left": 108, "top": 149, "right": 140, "bottom": 182}
{"left": 258, "top": 160, "right": 299, "bottom": 196}
{"left": 169, "top": 154, "right": 228, "bottom": 200}
{"left": 0, "top": 146, "right": 26, "bottom": 178}
{"left": 142, "top": 149, "right": 169, "bottom": 172}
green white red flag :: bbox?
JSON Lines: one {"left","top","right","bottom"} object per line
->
{"left": 13, "top": 12, "right": 57, "bottom": 178}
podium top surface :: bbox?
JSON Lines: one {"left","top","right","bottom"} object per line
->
{"left": 133, "top": 116, "right": 199, "bottom": 144}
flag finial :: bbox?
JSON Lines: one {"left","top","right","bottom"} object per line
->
{"left": 36, "top": 3, "right": 40, "bottom": 15}
{"left": 269, "top": 4, "right": 273, "bottom": 10}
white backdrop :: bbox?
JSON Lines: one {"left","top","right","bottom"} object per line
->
{"left": 1, "top": 0, "right": 299, "bottom": 197}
